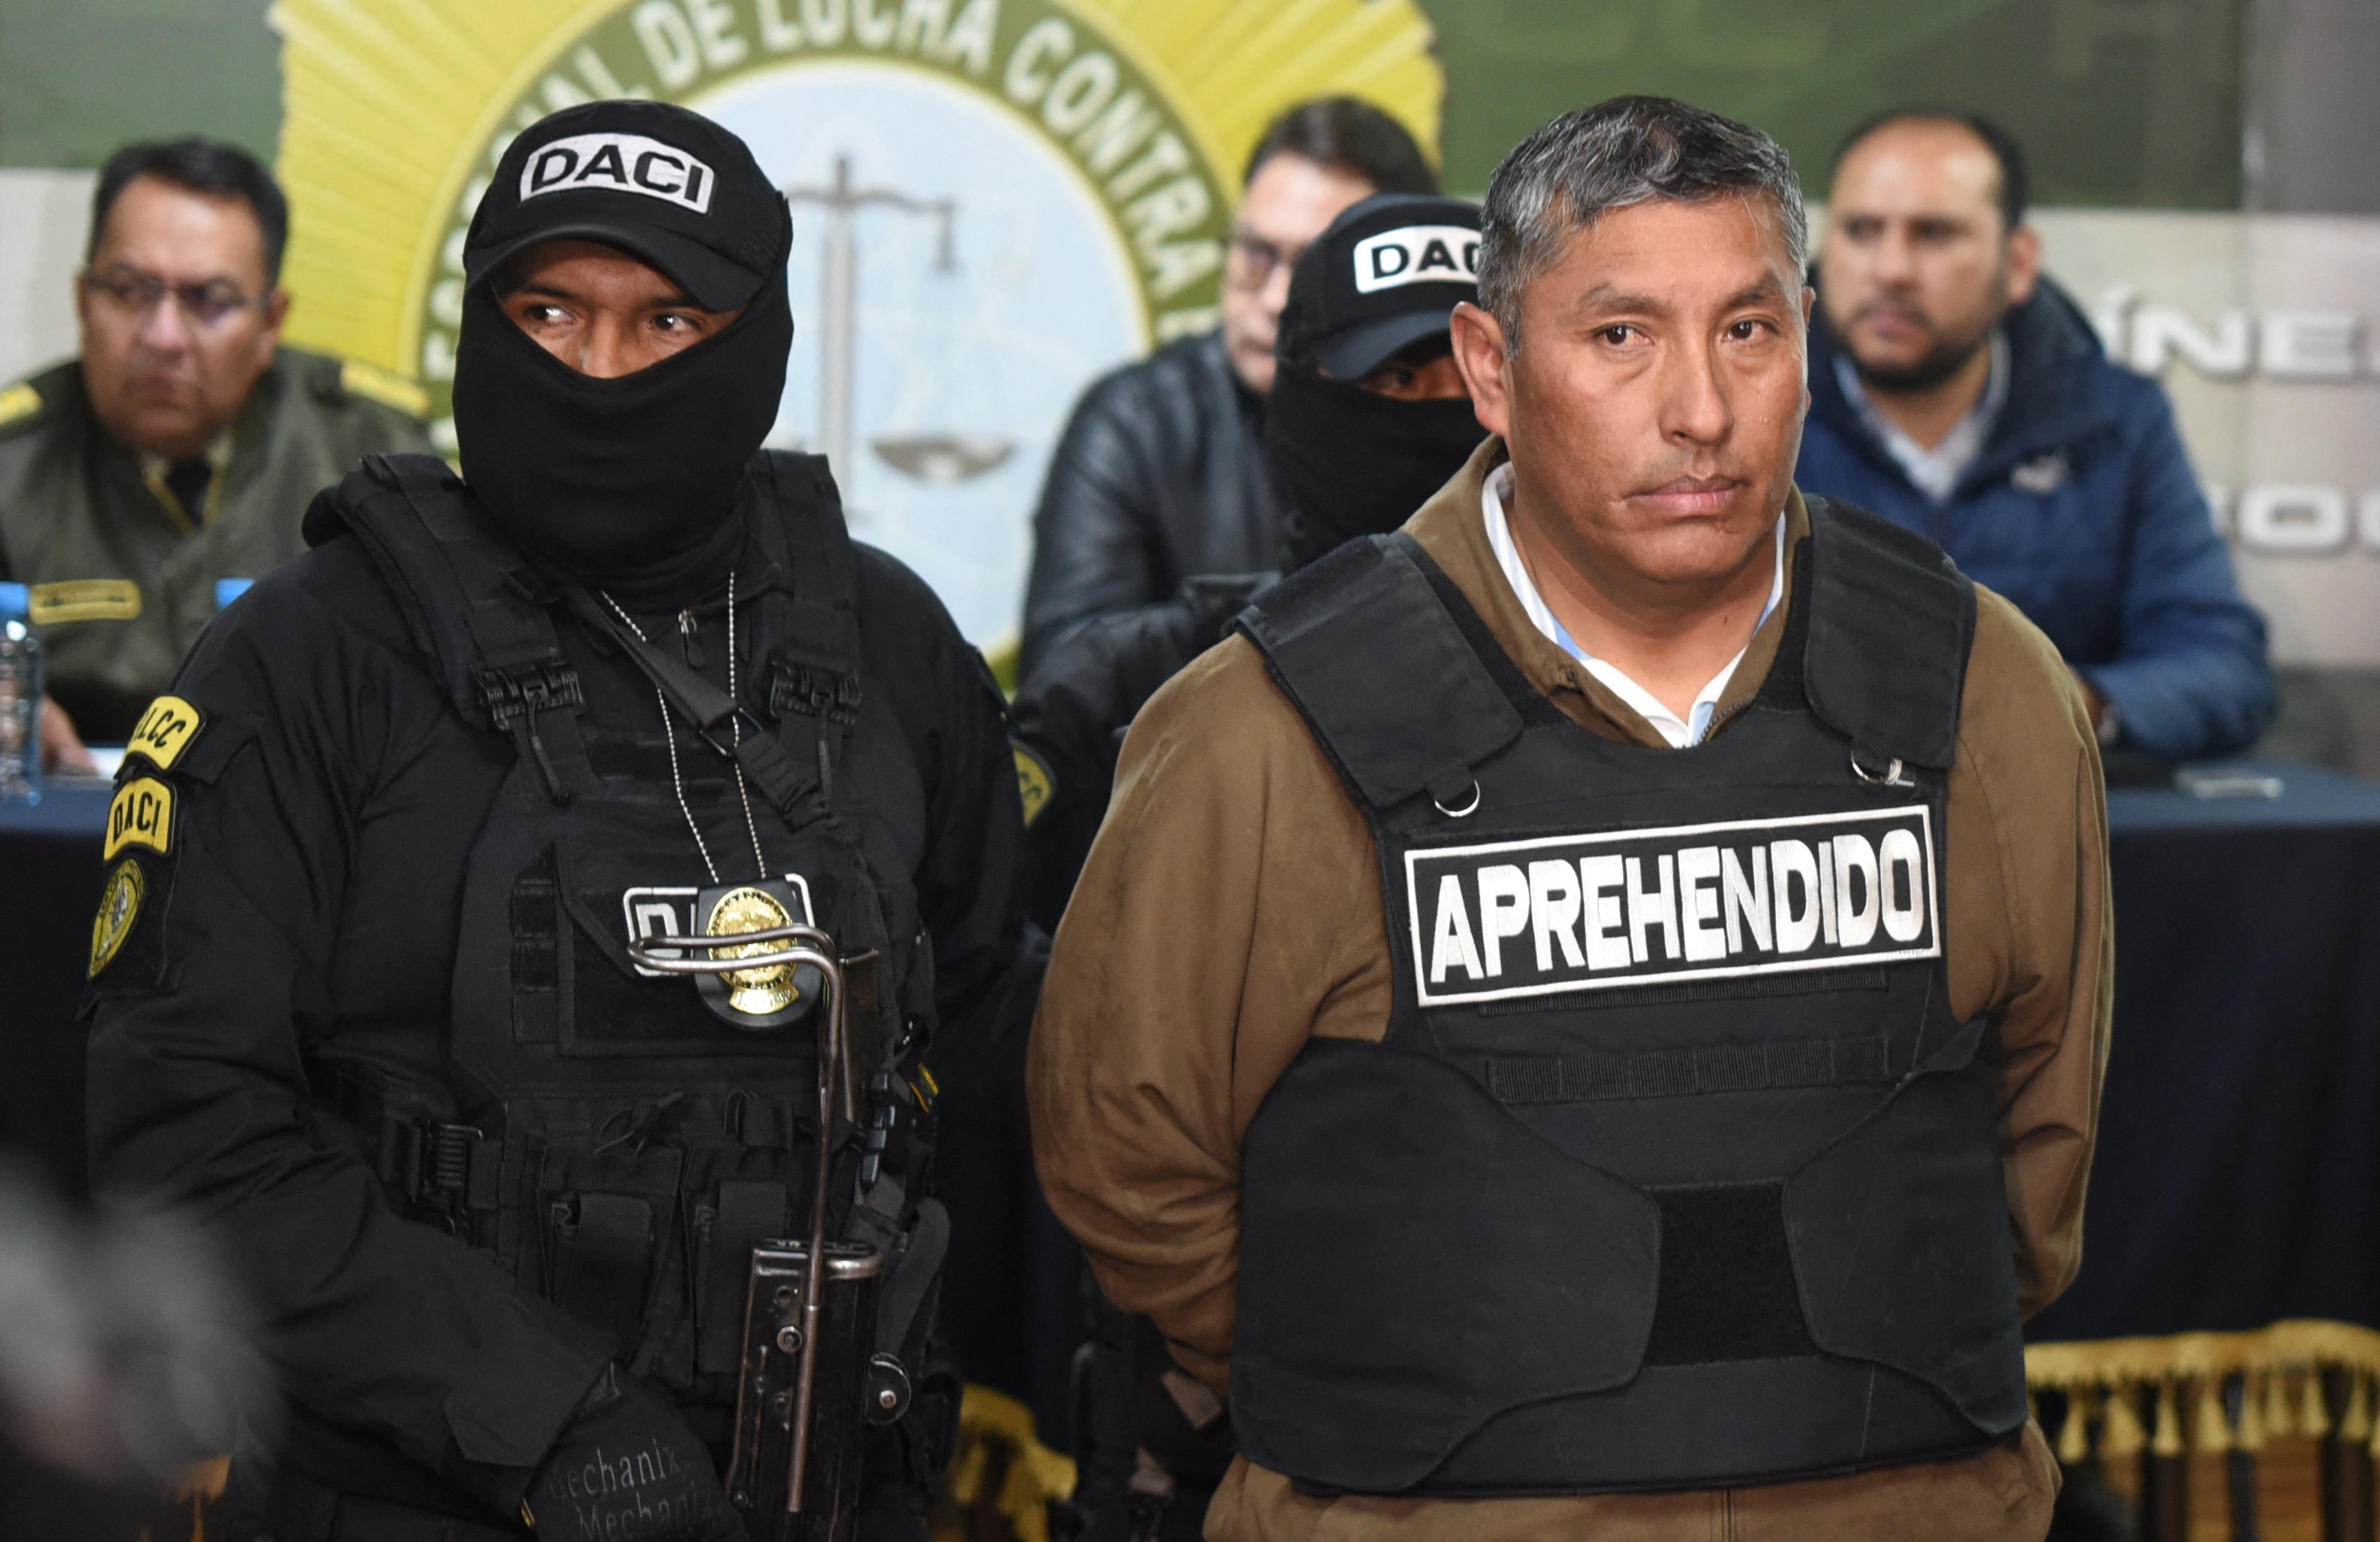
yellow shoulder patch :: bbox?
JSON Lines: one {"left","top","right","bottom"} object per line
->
{"left": 89, "top": 858, "right": 147, "bottom": 977}
{"left": 1013, "top": 742, "right": 1055, "bottom": 827}
{"left": 30, "top": 579, "right": 141, "bottom": 625}
{"left": 339, "top": 358, "right": 430, "bottom": 418}
{"left": 127, "top": 695, "right": 204, "bottom": 771}
{"left": 105, "top": 777, "right": 175, "bottom": 861}
{"left": 0, "top": 381, "right": 41, "bottom": 429}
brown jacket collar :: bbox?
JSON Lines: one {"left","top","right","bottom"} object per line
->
{"left": 1400, "top": 436, "right": 1810, "bottom": 750}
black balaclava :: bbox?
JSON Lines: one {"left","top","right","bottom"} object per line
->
{"left": 1264, "top": 192, "right": 1488, "bottom": 573}
{"left": 450, "top": 99, "right": 795, "bottom": 607}
{"left": 451, "top": 249, "right": 790, "bottom": 605}
{"left": 1266, "top": 357, "right": 1486, "bottom": 573}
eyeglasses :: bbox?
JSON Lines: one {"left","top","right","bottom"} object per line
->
{"left": 86, "top": 269, "right": 261, "bottom": 328}
{"left": 1225, "top": 230, "right": 1309, "bottom": 290}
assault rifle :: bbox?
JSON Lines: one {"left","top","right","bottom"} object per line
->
{"left": 626, "top": 917, "right": 911, "bottom": 1540}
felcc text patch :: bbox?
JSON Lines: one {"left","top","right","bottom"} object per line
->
{"left": 1406, "top": 807, "right": 1940, "bottom": 1007}
{"left": 126, "top": 695, "right": 202, "bottom": 771}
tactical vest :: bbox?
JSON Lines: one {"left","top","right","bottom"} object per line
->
{"left": 1230, "top": 500, "right": 2029, "bottom": 1497}
{"left": 307, "top": 452, "right": 945, "bottom": 1419}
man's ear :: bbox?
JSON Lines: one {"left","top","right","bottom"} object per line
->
{"left": 250, "top": 287, "right": 290, "bottom": 372}
{"left": 2005, "top": 224, "right": 2042, "bottom": 307}
{"left": 1450, "top": 301, "right": 1512, "bottom": 439}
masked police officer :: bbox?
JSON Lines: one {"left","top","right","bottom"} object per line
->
{"left": 1032, "top": 96, "right": 2109, "bottom": 1541}
{"left": 1013, "top": 191, "right": 1486, "bottom": 935}
{"left": 85, "top": 100, "right": 1029, "bottom": 1542}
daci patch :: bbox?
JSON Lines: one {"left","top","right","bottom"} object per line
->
{"left": 89, "top": 859, "right": 147, "bottom": 978}
{"left": 1406, "top": 807, "right": 1941, "bottom": 1008}
{"left": 105, "top": 777, "right": 175, "bottom": 860}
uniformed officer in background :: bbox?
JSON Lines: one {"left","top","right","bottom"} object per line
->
{"left": 1032, "top": 96, "right": 2108, "bottom": 1541}
{"left": 0, "top": 137, "right": 432, "bottom": 765}
{"left": 86, "top": 100, "right": 1030, "bottom": 1542}
{"left": 1017, "top": 191, "right": 1488, "bottom": 1540}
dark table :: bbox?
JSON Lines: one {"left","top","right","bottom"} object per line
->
{"left": 2028, "top": 761, "right": 2380, "bottom": 1541}
{"left": 0, "top": 783, "right": 111, "bottom": 1199}
{"left": 2035, "top": 761, "right": 2380, "bottom": 1343}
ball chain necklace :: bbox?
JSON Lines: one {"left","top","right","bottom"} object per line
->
{"left": 600, "top": 570, "right": 771, "bottom": 885}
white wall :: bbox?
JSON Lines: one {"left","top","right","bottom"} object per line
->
{"left": 0, "top": 169, "right": 92, "bottom": 385}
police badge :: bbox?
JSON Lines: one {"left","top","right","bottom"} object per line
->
{"left": 693, "top": 879, "right": 825, "bottom": 1031}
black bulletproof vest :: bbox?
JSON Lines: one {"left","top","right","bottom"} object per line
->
{"left": 309, "top": 452, "right": 942, "bottom": 1414}
{"left": 1230, "top": 500, "right": 2029, "bottom": 1497}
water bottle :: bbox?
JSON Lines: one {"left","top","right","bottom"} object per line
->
{"left": 0, "top": 582, "right": 41, "bottom": 800}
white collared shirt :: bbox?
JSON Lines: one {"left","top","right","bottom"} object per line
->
{"left": 1482, "top": 462, "right": 1784, "bottom": 749}
{"left": 1832, "top": 330, "right": 2009, "bottom": 505}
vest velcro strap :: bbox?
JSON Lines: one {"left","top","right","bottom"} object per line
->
{"left": 1478, "top": 1034, "right": 1892, "bottom": 1104}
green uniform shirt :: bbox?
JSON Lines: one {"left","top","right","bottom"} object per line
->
{"left": 0, "top": 346, "right": 433, "bottom": 741}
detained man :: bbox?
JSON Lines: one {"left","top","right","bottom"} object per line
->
{"left": 1031, "top": 96, "right": 2109, "bottom": 1541}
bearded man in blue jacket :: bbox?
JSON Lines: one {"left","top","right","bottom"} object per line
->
{"left": 1798, "top": 110, "right": 2273, "bottom": 760}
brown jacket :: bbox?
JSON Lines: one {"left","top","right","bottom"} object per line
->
{"left": 1028, "top": 440, "right": 2111, "bottom": 1541}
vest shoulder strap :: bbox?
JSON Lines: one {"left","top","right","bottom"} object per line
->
{"left": 1237, "top": 534, "right": 1523, "bottom": 811}
{"left": 1800, "top": 497, "right": 1977, "bottom": 772}
{"left": 307, "top": 452, "right": 597, "bottom": 801}
{"left": 750, "top": 452, "right": 865, "bottom": 826}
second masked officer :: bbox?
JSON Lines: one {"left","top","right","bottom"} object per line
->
{"left": 85, "top": 101, "right": 1032, "bottom": 1542}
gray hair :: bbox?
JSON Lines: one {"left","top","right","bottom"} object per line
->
{"left": 1478, "top": 96, "right": 1807, "bottom": 345}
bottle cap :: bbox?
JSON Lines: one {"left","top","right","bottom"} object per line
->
{"left": 215, "top": 577, "right": 254, "bottom": 610}
{"left": 0, "top": 582, "right": 27, "bottom": 619}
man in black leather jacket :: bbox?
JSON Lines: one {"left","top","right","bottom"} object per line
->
{"left": 1016, "top": 99, "right": 1438, "bottom": 677}
{"left": 1014, "top": 196, "right": 1487, "bottom": 937}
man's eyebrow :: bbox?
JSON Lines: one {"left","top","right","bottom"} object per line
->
{"left": 1568, "top": 283, "right": 1671, "bottom": 315}
{"left": 94, "top": 260, "right": 242, "bottom": 288}
{"left": 1723, "top": 276, "right": 1789, "bottom": 309}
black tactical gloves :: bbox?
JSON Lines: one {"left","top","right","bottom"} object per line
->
{"left": 525, "top": 1365, "right": 747, "bottom": 1542}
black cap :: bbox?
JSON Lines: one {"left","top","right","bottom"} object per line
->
{"left": 464, "top": 100, "right": 789, "bottom": 312}
{"left": 1277, "top": 193, "right": 1480, "bottom": 380}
